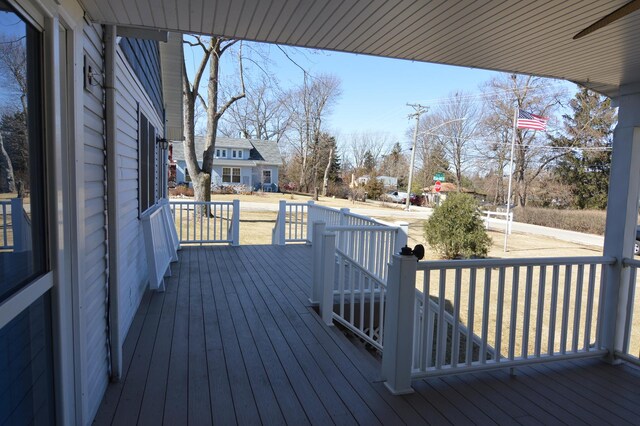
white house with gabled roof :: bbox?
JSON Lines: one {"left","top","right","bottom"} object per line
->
{"left": 172, "top": 136, "right": 282, "bottom": 192}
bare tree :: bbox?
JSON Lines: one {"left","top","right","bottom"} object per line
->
{"left": 432, "top": 92, "right": 479, "bottom": 190}
{"left": 480, "top": 74, "right": 566, "bottom": 206}
{"left": 346, "top": 131, "right": 393, "bottom": 173}
{"left": 182, "top": 35, "right": 245, "bottom": 206}
{"left": 219, "top": 74, "right": 291, "bottom": 142}
{"left": 286, "top": 73, "right": 340, "bottom": 191}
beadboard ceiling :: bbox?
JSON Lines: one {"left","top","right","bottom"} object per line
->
{"left": 80, "top": 0, "right": 640, "bottom": 98}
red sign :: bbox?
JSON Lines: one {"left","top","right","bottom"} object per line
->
{"left": 434, "top": 181, "right": 442, "bottom": 192}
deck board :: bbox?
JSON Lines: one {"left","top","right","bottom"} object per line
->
{"left": 95, "top": 245, "right": 640, "bottom": 426}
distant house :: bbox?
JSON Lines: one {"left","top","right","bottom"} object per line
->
{"left": 172, "top": 136, "right": 282, "bottom": 192}
{"left": 351, "top": 174, "right": 398, "bottom": 189}
{"left": 423, "top": 182, "right": 485, "bottom": 203}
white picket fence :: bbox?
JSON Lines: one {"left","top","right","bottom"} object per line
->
{"left": 169, "top": 200, "right": 239, "bottom": 245}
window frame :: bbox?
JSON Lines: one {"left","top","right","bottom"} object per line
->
{"left": 262, "top": 169, "right": 272, "bottom": 184}
{"left": 138, "top": 110, "right": 159, "bottom": 215}
{"left": 222, "top": 167, "right": 241, "bottom": 183}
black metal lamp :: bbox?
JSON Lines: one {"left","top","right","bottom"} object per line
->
{"left": 156, "top": 137, "right": 169, "bottom": 150}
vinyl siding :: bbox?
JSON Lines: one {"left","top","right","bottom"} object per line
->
{"left": 115, "top": 45, "right": 164, "bottom": 342}
{"left": 118, "top": 37, "right": 163, "bottom": 119}
{"left": 82, "top": 22, "right": 109, "bottom": 422}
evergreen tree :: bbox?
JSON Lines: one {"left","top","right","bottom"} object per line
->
{"left": 553, "top": 88, "right": 616, "bottom": 209}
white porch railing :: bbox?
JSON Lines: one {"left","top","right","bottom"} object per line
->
{"left": 311, "top": 218, "right": 408, "bottom": 350}
{"left": 0, "top": 198, "right": 31, "bottom": 252}
{"left": 272, "top": 200, "right": 405, "bottom": 247}
{"left": 381, "top": 253, "right": 615, "bottom": 394}
{"left": 272, "top": 200, "right": 310, "bottom": 244}
{"left": 483, "top": 210, "right": 513, "bottom": 234}
{"left": 169, "top": 200, "right": 239, "bottom": 245}
{"left": 618, "top": 257, "right": 640, "bottom": 365}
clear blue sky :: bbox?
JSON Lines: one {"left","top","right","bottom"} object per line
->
{"left": 185, "top": 40, "right": 576, "bottom": 148}
{"left": 265, "top": 46, "right": 503, "bottom": 142}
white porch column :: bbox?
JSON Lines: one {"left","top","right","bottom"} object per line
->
{"left": 602, "top": 86, "right": 640, "bottom": 360}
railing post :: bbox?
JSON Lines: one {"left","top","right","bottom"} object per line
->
{"left": 320, "top": 231, "right": 336, "bottom": 325}
{"left": 231, "top": 199, "right": 240, "bottom": 246}
{"left": 276, "top": 200, "right": 286, "bottom": 246}
{"left": 339, "top": 208, "right": 349, "bottom": 226}
{"left": 382, "top": 250, "right": 418, "bottom": 395}
{"left": 310, "top": 221, "right": 326, "bottom": 305}
{"left": 306, "top": 200, "right": 315, "bottom": 243}
{"left": 11, "top": 198, "right": 24, "bottom": 252}
{"left": 394, "top": 221, "right": 409, "bottom": 251}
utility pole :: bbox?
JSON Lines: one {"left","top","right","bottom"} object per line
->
{"left": 405, "top": 103, "right": 428, "bottom": 211}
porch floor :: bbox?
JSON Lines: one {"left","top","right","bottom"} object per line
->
{"left": 95, "top": 245, "right": 640, "bottom": 425}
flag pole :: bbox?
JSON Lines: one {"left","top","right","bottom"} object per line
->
{"left": 504, "top": 108, "right": 518, "bottom": 252}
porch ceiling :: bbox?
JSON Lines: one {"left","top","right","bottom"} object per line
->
{"left": 81, "top": 0, "right": 639, "bottom": 98}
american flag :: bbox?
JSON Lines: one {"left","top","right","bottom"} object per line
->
{"left": 517, "top": 109, "right": 548, "bottom": 131}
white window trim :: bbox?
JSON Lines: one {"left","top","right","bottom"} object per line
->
{"left": 0, "top": 272, "right": 54, "bottom": 329}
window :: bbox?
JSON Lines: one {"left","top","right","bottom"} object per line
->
{"left": 216, "top": 149, "right": 220, "bottom": 157}
{"left": 184, "top": 166, "right": 191, "bottom": 182}
{"left": 262, "top": 170, "right": 272, "bottom": 184}
{"left": 139, "top": 112, "right": 159, "bottom": 214}
{"left": 222, "top": 167, "right": 241, "bottom": 183}
{"left": 232, "top": 150, "right": 236, "bottom": 158}
{"left": 221, "top": 149, "right": 227, "bottom": 158}
{"left": 0, "top": 0, "right": 47, "bottom": 302}
{"left": 0, "top": 1, "right": 56, "bottom": 423}
{"left": 237, "top": 150, "right": 242, "bottom": 159}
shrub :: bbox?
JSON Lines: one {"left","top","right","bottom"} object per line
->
{"left": 424, "top": 193, "right": 491, "bottom": 259}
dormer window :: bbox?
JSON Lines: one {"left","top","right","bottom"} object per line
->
{"left": 232, "top": 150, "right": 237, "bottom": 158}
{"left": 216, "top": 149, "right": 220, "bottom": 157}
{"left": 231, "top": 149, "right": 243, "bottom": 159}
{"left": 216, "top": 149, "right": 227, "bottom": 158}
{"left": 238, "top": 150, "right": 243, "bottom": 159}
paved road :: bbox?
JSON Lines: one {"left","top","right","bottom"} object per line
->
{"left": 238, "top": 200, "right": 605, "bottom": 248}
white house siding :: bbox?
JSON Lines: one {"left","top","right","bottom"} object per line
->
{"left": 212, "top": 165, "right": 252, "bottom": 187}
{"left": 251, "top": 166, "right": 279, "bottom": 190}
{"left": 82, "top": 22, "right": 109, "bottom": 421}
{"left": 115, "top": 47, "right": 163, "bottom": 343}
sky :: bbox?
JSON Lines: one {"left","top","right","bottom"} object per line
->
{"left": 184, "top": 40, "right": 578, "bottom": 151}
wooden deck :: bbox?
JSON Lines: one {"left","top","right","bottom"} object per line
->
{"left": 95, "top": 245, "right": 640, "bottom": 425}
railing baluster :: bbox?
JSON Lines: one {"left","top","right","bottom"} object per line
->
{"left": 560, "top": 265, "right": 572, "bottom": 354}
{"left": 495, "top": 267, "right": 506, "bottom": 362}
{"left": 452, "top": 268, "right": 462, "bottom": 368}
{"left": 423, "top": 271, "right": 433, "bottom": 371}
{"left": 535, "top": 266, "right": 546, "bottom": 357}
{"left": 436, "top": 269, "right": 447, "bottom": 369}
{"left": 522, "top": 265, "right": 533, "bottom": 359}
{"left": 339, "top": 255, "right": 346, "bottom": 318}
{"left": 359, "top": 271, "right": 366, "bottom": 332}
{"left": 369, "top": 274, "right": 375, "bottom": 339}
{"left": 549, "top": 265, "right": 560, "bottom": 355}
{"left": 584, "top": 263, "right": 596, "bottom": 351}
{"left": 350, "top": 265, "right": 356, "bottom": 327}
{"left": 379, "top": 280, "right": 385, "bottom": 346}
{"left": 481, "top": 267, "right": 491, "bottom": 364}
{"left": 508, "top": 266, "right": 519, "bottom": 360}
{"left": 466, "top": 268, "right": 476, "bottom": 366}
{"left": 572, "top": 264, "right": 584, "bottom": 353}
{"left": 623, "top": 265, "right": 637, "bottom": 354}
{"left": 595, "top": 264, "right": 607, "bottom": 347}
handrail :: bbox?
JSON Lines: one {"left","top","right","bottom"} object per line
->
{"left": 418, "top": 256, "right": 615, "bottom": 269}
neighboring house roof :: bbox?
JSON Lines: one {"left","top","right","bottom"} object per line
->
{"left": 424, "top": 182, "right": 476, "bottom": 193}
{"left": 172, "top": 136, "right": 282, "bottom": 167}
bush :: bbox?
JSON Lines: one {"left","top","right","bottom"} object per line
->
{"left": 424, "top": 193, "right": 491, "bottom": 259}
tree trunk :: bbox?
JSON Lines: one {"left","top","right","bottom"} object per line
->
{"left": 0, "top": 133, "right": 16, "bottom": 193}
{"left": 322, "top": 147, "right": 333, "bottom": 196}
